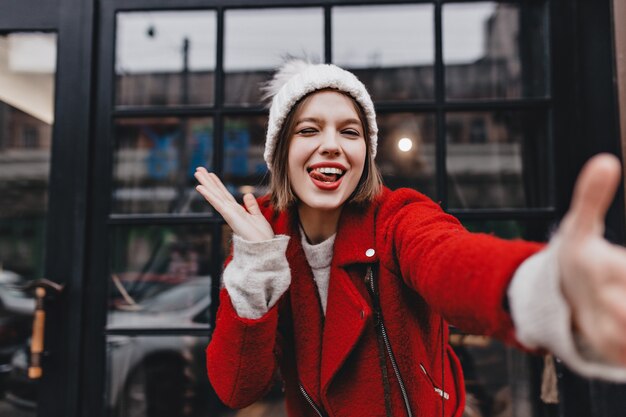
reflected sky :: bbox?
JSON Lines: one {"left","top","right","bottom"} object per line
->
{"left": 443, "top": 2, "right": 497, "bottom": 64}
{"left": 116, "top": 11, "right": 217, "bottom": 73}
{"left": 224, "top": 8, "right": 324, "bottom": 71}
{"left": 333, "top": 4, "right": 434, "bottom": 68}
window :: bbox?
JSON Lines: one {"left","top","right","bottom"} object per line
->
{"left": 104, "top": 3, "right": 554, "bottom": 417}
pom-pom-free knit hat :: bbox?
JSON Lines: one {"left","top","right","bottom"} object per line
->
{"left": 262, "top": 60, "right": 378, "bottom": 171}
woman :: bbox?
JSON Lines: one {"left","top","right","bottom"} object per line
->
{"left": 195, "top": 60, "right": 626, "bottom": 417}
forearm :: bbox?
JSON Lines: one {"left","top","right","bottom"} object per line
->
{"left": 508, "top": 239, "right": 626, "bottom": 382}
{"left": 207, "top": 234, "right": 291, "bottom": 406}
{"left": 223, "top": 234, "right": 291, "bottom": 319}
{"left": 391, "top": 200, "right": 542, "bottom": 342}
{"left": 207, "top": 289, "right": 281, "bottom": 408}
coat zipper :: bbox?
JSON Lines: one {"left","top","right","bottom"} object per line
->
{"left": 367, "top": 267, "right": 414, "bottom": 417}
{"left": 299, "top": 383, "right": 327, "bottom": 417}
{"left": 419, "top": 363, "right": 450, "bottom": 400}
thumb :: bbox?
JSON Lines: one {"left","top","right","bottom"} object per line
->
{"left": 567, "top": 153, "right": 621, "bottom": 236}
{"left": 243, "top": 193, "right": 262, "bottom": 215}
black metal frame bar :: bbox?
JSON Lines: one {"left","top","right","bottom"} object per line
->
{"left": 104, "top": 327, "right": 211, "bottom": 336}
{"left": 110, "top": 98, "right": 551, "bottom": 119}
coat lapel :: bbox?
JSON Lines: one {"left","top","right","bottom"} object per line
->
{"left": 284, "top": 212, "right": 325, "bottom": 401}
{"left": 321, "top": 202, "right": 380, "bottom": 393}
{"left": 267, "top": 196, "right": 386, "bottom": 399}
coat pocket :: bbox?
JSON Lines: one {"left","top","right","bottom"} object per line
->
{"left": 419, "top": 363, "right": 450, "bottom": 400}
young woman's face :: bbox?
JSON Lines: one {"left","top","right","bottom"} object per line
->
{"left": 287, "top": 90, "right": 367, "bottom": 212}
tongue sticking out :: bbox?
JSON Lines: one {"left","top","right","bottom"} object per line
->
{"left": 310, "top": 170, "right": 339, "bottom": 183}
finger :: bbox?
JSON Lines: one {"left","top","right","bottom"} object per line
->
{"left": 195, "top": 169, "right": 237, "bottom": 205}
{"left": 195, "top": 183, "right": 226, "bottom": 212}
{"left": 207, "top": 172, "right": 238, "bottom": 204}
{"left": 243, "top": 193, "right": 261, "bottom": 215}
{"left": 196, "top": 184, "right": 245, "bottom": 228}
{"left": 568, "top": 153, "right": 621, "bottom": 236}
{"left": 194, "top": 167, "right": 215, "bottom": 189}
{"left": 603, "top": 288, "right": 626, "bottom": 327}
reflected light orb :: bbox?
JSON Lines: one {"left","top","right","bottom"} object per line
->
{"left": 397, "top": 137, "right": 413, "bottom": 152}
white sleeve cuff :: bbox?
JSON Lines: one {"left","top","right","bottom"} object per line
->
{"left": 222, "top": 234, "right": 291, "bottom": 319}
{"left": 508, "top": 238, "right": 626, "bottom": 382}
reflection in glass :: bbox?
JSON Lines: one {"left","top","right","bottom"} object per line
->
{"left": 224, "top": 8, "right": 323, "bottom": 106}
{"left": 222, "top": 116, "right": 269, "bottom": 201}
{"left": 449, "top": 328, "right": 537, "bottom": 417}
{"left": 106, "top": 334, "right": 287, "bottom": 417}
{"left": 452, "top": 218, "right": 539, "bottom": 417}
{"left": 112, "top": 117, "right": 213, "bottom": 214}
{"left": 377, "top": 113, "right": 436, "bottom": 198}
{"left": 446, "top": 110, "right": 549, "bottom": 209}
{"left": 108, "top": 225, "right": 213, "bottom": 321}
{"left": 333, "top": 4, "right": 435, "bottom": 101}
{"left": 463, "top": 220, "right": 525, "bottom": 240}
{"left": 443, "top": 2, "right": 548, "bottom": 99}
{"left": 106, "top": 335, "right": 212, "bottom": 417}
{"left": 221, "top": 224, "right": 233, "bottom": 263}
{"left": 115, "top": 11, "right": 217, "bottom": 107}
{"left": 0, "top": 32, "right": 56, "bottom": 416}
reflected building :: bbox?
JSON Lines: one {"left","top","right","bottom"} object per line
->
{"left": 0, "top": 33, "right": 55, "bottom": 280}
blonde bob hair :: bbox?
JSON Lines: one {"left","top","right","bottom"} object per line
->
{"left": 269, "top": 89, "right": 383, "bottom": 211}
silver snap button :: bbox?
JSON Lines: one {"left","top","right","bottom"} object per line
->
{"left": 365, "top": 248, "right": 375, "bottom": 257}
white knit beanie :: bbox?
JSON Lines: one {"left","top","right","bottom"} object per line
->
{"left": 263, "top": 60, "right": 378, "bottom": 171}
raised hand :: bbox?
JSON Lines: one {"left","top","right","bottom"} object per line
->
{"left": 194, "top": 167, "right": 275, "bottom": 242}
{"left": 558, "top": 154, "right": 626, "bottom": 365}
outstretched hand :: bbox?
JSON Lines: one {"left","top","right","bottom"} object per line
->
{"left": 558, "top": 154, "right": 626, "bottom": 366}
{"left": 194, "top": 167, "right": 274, "bottom": 242}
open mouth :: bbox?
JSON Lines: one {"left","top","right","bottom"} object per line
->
{"left": 307, "top": 166, "right": 346, "bottom": 183}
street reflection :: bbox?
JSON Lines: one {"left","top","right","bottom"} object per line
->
{"left": 443, "top": 2, "right": 548, "bottom": 100}
{"left": 446, "top": 110, "right": 548, "bottom": 209}
{"left": 112, "top": 117, "right": 214, "bottom": 214}
{"left": 108, "top": 225, "right": 213, "bottom": 315}
{"left": 0, "top": 31, "right": 56, "bottom": 417}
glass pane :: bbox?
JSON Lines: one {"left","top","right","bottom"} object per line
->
{"left": 112, "top": 117, "right": 213, "bottom": 214}
{"left": 463, "top": 220, "right": 526, "bottom": 240}
{"left": 106, "top": 335, "right": 287, "bottom": 417}
{"left": 115, "top": 11, "right": 217, "bottom": 107}
{"left": 446, "top": 110, "right": 549, "bottom": 209}
{"left": 333, "top": 4, "right": 435, "bottom": 101}
{"left": 443, "top": 2, "right": 548, "bottom": 100}
{"left": 222, "top": 116, "right": 269, "bottom": 201}
{"left": 0, "top": 32, "right": 56, "bottom": 416}
{"left": 455, "top": 220, "right": 545, "bottom": 417}
{"left": 450, "top": 329, "right": 539, "bottom": 417}
{"left": 106, "top": 335, "right": 212, "bottom": 416}
{"left": 107, "top": 225, "right": 214, "bottom": 324}
{"left": 376, "top": 113, "right": 436, "bottom": 198}
{"left": 224, "top": 8, "right": 324, "bottom": 106}
{"left": 221, "top": 224, "right": 233, "bottom": 262}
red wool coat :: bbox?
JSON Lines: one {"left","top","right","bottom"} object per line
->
{"left": 207, "top": 187, "right": 544, "bottom": 417}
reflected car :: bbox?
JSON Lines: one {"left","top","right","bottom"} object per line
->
{"left": 107, "top": 276, "right": 219, "bottom": 417}
{"left": 0, "top": 271, "right": 34, "bottom": 397}
{"left": 6, "top": 277, "right": 226, "bottom": 417}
